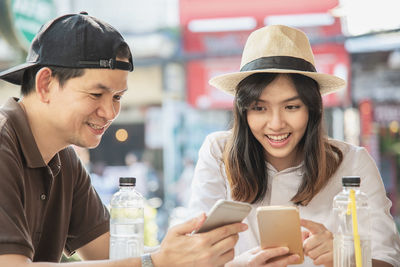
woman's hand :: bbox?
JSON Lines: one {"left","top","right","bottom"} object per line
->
{"left": 301, "top": 219, "right": 333, "bottom": 267}
{"left": 226, "top": 246, "right": 300, "bottom": 267}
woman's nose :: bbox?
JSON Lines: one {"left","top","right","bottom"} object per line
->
{"left": 267, "top": 110, "right": 285, "bottom": 131}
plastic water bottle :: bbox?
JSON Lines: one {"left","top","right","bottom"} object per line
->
{"left": 333, "top": 176, "right": 371, "bottom": 267}
{"left": 109, "top": 177, "right": 144, "bottom": 259}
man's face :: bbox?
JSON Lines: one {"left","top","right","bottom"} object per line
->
{"left": 47, "top": 66, "right": 129, "bottom": 149}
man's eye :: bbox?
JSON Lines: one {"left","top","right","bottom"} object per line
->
{"left": 91, "top": 93, "right": 102, "bottom": 98}
{"left": 114, "top": 95, "right": 122, "bottom": 101}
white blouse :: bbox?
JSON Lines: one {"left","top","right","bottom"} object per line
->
{"left": 188, "top": 131, "right": 400, "bottom": 266}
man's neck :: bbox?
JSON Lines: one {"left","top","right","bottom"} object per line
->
{"left": 19, "top": 97, "right": 65, "bottom": 164}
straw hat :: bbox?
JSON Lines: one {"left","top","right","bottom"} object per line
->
{"left": 209, "top": 25, "right": 346, "bottom": 95}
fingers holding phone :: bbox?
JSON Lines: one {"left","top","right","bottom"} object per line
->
{"left": 194, "top": 199, "right": 252, "bottom": 234}
{"left": 152, "top": 203, "right": 248, "bottom": 267}
{"left": 261, "top": 247, "right": 301, "bottom": 266}
{"left": 188, "top": 219, "right": 247, "bottom": 267}
{"left": 257, "top": 206, "right": 304, "bottom": 264}
{"left": 192, "top": 199, "right": 250, "bottom": 265}
{"left": 205, "top": 222, "right": 248, "bottom": 266}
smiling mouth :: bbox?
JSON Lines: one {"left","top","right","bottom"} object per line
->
{"left": 87, "top": 122, "right": 106, "bottom": 130}
{"left": 266, "top": 133, "right": 291, "bottom": 142}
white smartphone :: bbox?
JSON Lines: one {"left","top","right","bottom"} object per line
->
{"left": 194, "top": 199, "right": 252, "bottom": 233}
{"left": 257, "top": 206, "right": 304, "bottom": 264}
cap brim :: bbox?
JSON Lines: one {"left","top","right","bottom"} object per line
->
{"left": 209, "top": 69, "right": 346, "bottom": 96}
{"left": 0, "top": 62, "right": 38, "bottom": 85}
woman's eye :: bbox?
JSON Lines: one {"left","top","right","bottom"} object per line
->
{"left": 286, "top": 105, "right": 300, "bottom": 110}
{"left": 251, "top": 106, "right": 266, "bottom": 111}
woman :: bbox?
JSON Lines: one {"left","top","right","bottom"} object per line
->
{"left": 188, "top": 25, "right": 400, "bottom": 266}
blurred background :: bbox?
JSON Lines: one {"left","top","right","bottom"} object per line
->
{"left": 1, "top": 0, "right": 399, "bottom": 252}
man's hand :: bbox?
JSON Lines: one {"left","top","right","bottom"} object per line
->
{"left": 151, "top": 214, "right": 247, "bottom": 267}
{"left": 301, "top": 219, "right": 333, "bottom": 267}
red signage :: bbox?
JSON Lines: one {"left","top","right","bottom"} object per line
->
{"left": 187, "top": 57, "right": 238, "bottom": 109}
{"left": 180, "top": 0, "right": 342, "bottom": 53}
{"left": 181, "top": 0, "right": 349, "bottom": 109}
{"left": 313, "top": 43, "right": 351, "bottom": 107}
{"left": 180, "top": 0, "right": 340, "bottom": 25}
{"left": 359, "top": 99, "right": 380, "bottom": 164}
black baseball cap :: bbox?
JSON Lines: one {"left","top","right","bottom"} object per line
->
{"left": 0, "top": 12, "right": 134, "bottom": 85}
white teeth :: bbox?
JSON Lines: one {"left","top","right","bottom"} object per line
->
{"left": 267, "top": 133, "right": 290, "bottom": 141}
{"left": 88, "top": 123, "right": 104, "bottom": 130}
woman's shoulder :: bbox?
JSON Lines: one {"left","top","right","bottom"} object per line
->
{"left": 200, "top": 131, "right": 231, "bottom": 157}
{"left": 328, "top": 138, "right": 367, "bottom": 156}
{"left": 328, "top": 139, "right": 374, "bottom": 170}
{"left": 204, "top": 130, "right": 231, "bottom": 147}
{"left": 206, "top": 130, "right": 231, "bottom": 141}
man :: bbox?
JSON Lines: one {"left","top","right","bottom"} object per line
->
{"left": 0, "top": 12, "right": 246, "bottom": 267}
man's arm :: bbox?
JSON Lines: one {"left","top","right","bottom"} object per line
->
{"left": 372, "top": 259, "right": 393, "bottom": 267}
{"left": 75, "top": 213, "right": 247, "bottom": 267}
{"left": 0, "top": 254, "right": 140, "bottom": 267}
{"left": 0, "top": 215, "right": 246, "bottom": 267}
{"left": 77, "top": 232, "right": 110, "bottom": 260}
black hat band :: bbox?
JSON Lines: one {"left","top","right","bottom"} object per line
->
{"left": 78, "top": 59, "right": 133, "bottom": 71}
{"left": 240, "top": 56, "right": 316, "bottom": 73}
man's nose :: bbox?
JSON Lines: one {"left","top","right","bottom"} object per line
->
{"left": 97, "top": 99, "right": 118, "bottom": 121}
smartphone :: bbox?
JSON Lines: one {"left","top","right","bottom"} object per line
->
{"left": 256, "top": 206, "right": 304, "bottom": 264}
{"left": 194, "top": 199, "right": 252, "bottom": 234}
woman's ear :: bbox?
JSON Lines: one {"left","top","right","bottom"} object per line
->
{"left": 35, "top": 67, "right": 54, "bottom": 103}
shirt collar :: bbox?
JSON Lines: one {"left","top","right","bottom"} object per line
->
{"left": 48, "top": 153, "right": 61, "bottom": 176}
{"left": 266, "top": 161, "right": 305, "bottom": 176}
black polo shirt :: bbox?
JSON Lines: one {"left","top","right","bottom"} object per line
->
{"left": 0, "top": 98, "right": 110, "bottom": 262}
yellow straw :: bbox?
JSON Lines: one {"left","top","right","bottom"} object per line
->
{"left": 346, "top": 189, "right": 362, "bottom": 267}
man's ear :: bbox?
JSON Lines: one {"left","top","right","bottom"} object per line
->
{"left": 35, "top": 67, "right": 54, "bottom": 103}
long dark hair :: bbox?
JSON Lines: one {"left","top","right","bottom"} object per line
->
{"left": 223, "top": 73, "right": 343, "bottom": 205}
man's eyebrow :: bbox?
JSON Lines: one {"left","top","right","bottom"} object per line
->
{"left": 94, "top": 84, "right": 112, "bottom": 92}
{"left": 95, "top": 84, "right": 128, "bottom": 93}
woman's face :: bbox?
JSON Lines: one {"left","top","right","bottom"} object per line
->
{"left": 246, "top": 75, "right": 309, "bottom": 171}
